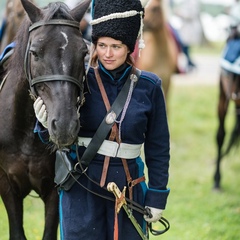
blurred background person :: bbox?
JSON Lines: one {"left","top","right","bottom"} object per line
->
{"left": 220, "top": 0, "right": 240, "bottom": 74}
{"left": 172, "top": 0, "right": 203, "bottom": 72}
{"left": 227, "top": 0, "right": 240, "bottom": 39}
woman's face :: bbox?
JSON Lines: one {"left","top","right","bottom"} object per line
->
{"left": 96, "top": 37, "right": 130, "bottom": 70}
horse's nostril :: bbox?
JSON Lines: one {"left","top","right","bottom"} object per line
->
{"left": 70, "top": 119, "right": 80, "bottom": 136}
{"left": 51, "top": 119, "right": 57, "bottom": 132}
{"left": 49, "top": 117, "right": 80, "bottom": 146}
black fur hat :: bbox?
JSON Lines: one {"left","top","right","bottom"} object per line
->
{"left": 90, "top": 0, "right": 144, "bottom": 53}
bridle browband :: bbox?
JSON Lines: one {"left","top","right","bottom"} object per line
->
{"left": 28, "top": 19, "right": 80, "bottom": 32}
{"left": 24, "top": 19, "right": 85, "bottom": 98}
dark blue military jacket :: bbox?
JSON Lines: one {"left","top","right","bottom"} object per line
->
{"left": 35, "top": 63, "right": 170, "bottom": 209}
{"left": 79, "top": 63, "right": 170, "bottom": 209}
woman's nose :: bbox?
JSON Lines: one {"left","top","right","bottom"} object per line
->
{"left": 105, "top": 47, "right": 112, "bottom": 57}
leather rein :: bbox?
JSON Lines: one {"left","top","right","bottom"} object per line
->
{"left": 24, "top": 19, "right": 85, "bottom": 101}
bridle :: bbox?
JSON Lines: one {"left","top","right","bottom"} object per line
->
{"left": 24, "top": 19, "right": 86, "bottom": 101}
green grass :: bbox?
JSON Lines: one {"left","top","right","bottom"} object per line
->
{"left": 0, "top": 196, "right": 45, "bottom": 239}
{"left": 1, "top": 83, "right": 240, "bottom": 239}
{"left": 157, "top": 84, "right": 240, "bottom": 240}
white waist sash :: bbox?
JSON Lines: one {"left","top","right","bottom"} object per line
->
{"left": 78, "top": 137, "right": 142, "bottom": 159}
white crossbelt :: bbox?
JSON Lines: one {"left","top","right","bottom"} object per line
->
{"left": 78, "top": 137, "right": 142, "bottom": 159}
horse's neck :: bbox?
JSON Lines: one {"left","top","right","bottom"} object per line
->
{"left": 0, "top": 72, "right": 36, "bottom": 146}
{"left": 144, "top": 25, "right": 172, "bottom": 52}
{"left": 1, "top": 71, "right": 32, "bottom": 112}
{"left": 138, "top": 23, "right": 179, "bottom": 74}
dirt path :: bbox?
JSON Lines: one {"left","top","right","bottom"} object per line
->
{"left": 172, "top": 54, "right": 221, "bottom": 86}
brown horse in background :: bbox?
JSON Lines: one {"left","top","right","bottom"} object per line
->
{"left": 0, "top": 0, "right": 30, "bottom": 53}
{"left": 134, "top": 0, "right": 180, "bottom": 102}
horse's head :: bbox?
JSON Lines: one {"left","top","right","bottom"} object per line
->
{"left": 143, "top": 0, "right": 165, "bottom": 31}
{"left": 21, "top": 0, "right": 91, "bottom": 148}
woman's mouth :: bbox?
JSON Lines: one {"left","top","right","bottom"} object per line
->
{"left": 104, "top": 59, "right": 114, "bottom": 64}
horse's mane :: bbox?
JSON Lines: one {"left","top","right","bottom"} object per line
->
{"left": 7, "top": 2, "right": 74, "bottom": 79}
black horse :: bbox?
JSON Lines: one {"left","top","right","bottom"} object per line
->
{"left": 214, "top": 61, "right": 240, "bottom": 189}
{"left": 0, "top": 0, "right": 90, "bottom": 239}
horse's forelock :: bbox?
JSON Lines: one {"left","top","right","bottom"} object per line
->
{"left": 42, "top": 2, "right": 74, "bottom": 21}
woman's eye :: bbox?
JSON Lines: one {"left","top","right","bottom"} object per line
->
{"left": 98, "top": 43, "right": 106, "bottom": 48}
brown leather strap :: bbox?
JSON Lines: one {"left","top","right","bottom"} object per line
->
{"left": 122, "top": 159, "right": 146, "bottom": 201}
{"left": 94, "top": 68, "right": 111, "bottom": 110}
{"left": 121, "top": 158, "right": 133, "bottom": 198}
{"left": 95, "top": 68, "right": 141, "bottom": 196}
{"left": 131, "top": 175, "right": 146, "bottom": 187}
{"left": 95, "top": 68, "right": 116, "bottom": 187}
{"left": 100, "top": 158, "right": 110, "bottom": 187}
{"left": 100, "top": 124, "right": 118, "bottom": 187}
{"left": 95, "top": 68, "right": 120, "bottom": 238}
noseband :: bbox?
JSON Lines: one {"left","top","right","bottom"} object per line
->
{"left": 24, "top": 19, "right": 85, "bottom": 99}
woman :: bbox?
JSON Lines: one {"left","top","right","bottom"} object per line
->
{"left": 172, "top": 0, "right": 203, "bottom": 71}
{"left": 34, "top": 0, "right": 170, "bottom": 239}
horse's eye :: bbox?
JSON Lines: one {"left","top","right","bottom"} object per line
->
{"left": 30, "top": 50, "right": 39, "bottom": 61}
{"left": 35, "top": 83, "right": 45, "bottom": 92}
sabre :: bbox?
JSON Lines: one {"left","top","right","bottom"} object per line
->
{"left": 107, "top": 182, "right": 148, "bottom": 240}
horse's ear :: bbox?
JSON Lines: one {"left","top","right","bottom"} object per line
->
{"left": 141, "top": 0, "right": 151, "bottom": 8}
{"left": 70, "top": 0, "right": 91, "bottom": 22}
{"left": 20, "top": 0, "right": 42, "bottom": 23}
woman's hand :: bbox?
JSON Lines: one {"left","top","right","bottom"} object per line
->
{"left": 144, "top": 206, "right": 163, "bottom": 223}
{"left": 33, "top": 97, "right": 48, "bottom": 128}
